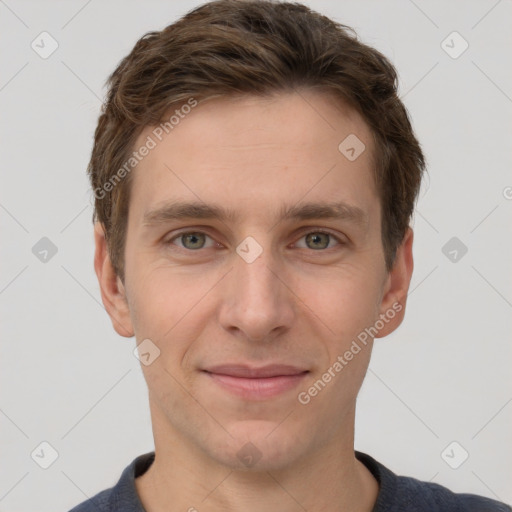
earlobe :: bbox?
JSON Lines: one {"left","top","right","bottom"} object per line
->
{"left": 375, "top": 227, "right": 414, "bottom": 338}
{"left": 93, "top": 222, "right": 134, "bottom": 338}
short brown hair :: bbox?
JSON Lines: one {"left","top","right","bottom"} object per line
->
{"left": 88, "top": 0, "right": 425, "bottom": 282}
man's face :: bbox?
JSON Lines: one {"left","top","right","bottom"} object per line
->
{"left": 99, "top": 91, "right": 411, "bottom": 471}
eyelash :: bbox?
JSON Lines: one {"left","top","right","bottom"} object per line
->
{"left": 164, "top": 228, "right": 345, "bottom": 252}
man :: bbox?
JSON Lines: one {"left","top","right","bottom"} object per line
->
{"left": 70, "top": 0, "right": 511, "bottom": 510}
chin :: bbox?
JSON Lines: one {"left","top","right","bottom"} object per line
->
{"left": 208, "top": 419, "right": 309, "bottom": 472}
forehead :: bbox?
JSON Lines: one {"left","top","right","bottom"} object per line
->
{"left": 128, "top": 90, "right": 378, "bottom": 228}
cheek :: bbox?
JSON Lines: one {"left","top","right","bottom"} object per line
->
{"left": 130, "top": 264, "right": 200, "bottom": 325}
{"left": 127, "top": 267, "right": 217, "bottom": 361}
{"left": 292, "top": 265, "right": 382, "bottom": 342}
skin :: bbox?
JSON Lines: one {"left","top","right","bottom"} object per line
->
{"left": 94, "top": 90, "right": 414, "bottom": 512}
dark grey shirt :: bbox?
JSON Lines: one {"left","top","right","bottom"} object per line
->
{"left": 68, "top": 451, "right": 511, "bottom": 511}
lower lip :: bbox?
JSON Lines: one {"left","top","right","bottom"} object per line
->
{"left": 204, "top": 371, "right": 308, "bottom": 400}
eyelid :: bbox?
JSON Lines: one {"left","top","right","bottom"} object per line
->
{"left": 165, "top": 229, "right": 218, "bottom": 248}
{"left": 293, "top": 228, "right": 346, "bottom": 248}
{"left": 165, "top": 226, "right": 347, "bottom": 250}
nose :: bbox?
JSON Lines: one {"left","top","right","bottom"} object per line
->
{"left": 217, "top": 242, "right": 295, "bottom": 343}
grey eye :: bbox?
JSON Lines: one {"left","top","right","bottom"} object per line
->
{"left": 305, "top": 232, "right": 331, "bottom": 250}
{"left": 180, "top": 232, "right": 206, "bottom": 250}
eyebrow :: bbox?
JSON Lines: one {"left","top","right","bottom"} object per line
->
{"left": 142, "top": 200, "right": 368, "bottom": 228}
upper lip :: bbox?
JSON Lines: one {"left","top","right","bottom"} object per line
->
{"left": 203, "top": 364, "right": 309, "bottom": 378}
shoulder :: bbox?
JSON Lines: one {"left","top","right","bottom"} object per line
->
{"left": 67, "top": 452, "right": 155, "bottom": 512}
{"left": 68, "top": 488, "right": 113, "bottom": 512}
{"left": 393, "top": 474, "right": 511, "bottom": 512}
{"left": 356, "top": 451, "right": 511, "bottom": 512}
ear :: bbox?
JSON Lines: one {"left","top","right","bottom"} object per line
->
{"left": 375, "top": 227, "right": 414, "bottom": 338}
{"left": 93, "top": 222, "right": 134, "bottom": 338}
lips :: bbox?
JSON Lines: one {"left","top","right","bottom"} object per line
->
{"left": 204, "top": 364, "right": 308, "bottom": 378}
{"left": 202, "top": 364, "right": 309, "bottom": 400}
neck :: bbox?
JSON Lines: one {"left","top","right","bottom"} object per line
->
{"left": 135, "top": 409, "right": 379, "bottom": 512}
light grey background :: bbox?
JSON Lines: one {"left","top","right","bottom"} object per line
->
{"left": 1, "top": 1, "right": 511, "bottom": 510}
